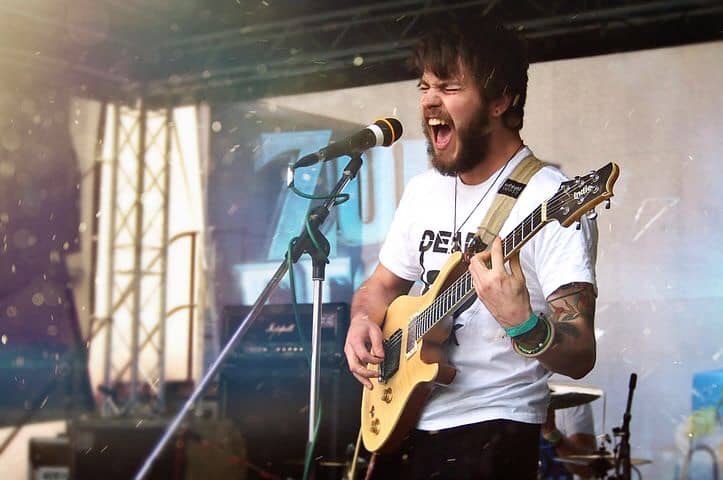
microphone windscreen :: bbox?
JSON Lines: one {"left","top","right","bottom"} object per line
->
{"left": 375, "top": 118, "right": 403, "bottom": 146}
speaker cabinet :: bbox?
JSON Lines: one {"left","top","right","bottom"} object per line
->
{"left": 221, "top": 359, "right": 361, "bottom": 479}
{"left": 69, "top": 419, "right": 177, "bottom": 480}
{"left": 30, "top": 436, "right": 71, "bottom": 480}
{"left": 220, "top": 303, "right": 361, "bottom": 479}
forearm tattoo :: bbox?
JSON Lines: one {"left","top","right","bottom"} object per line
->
{"left": 547, "top": 282, "right": 596, "bottom": 342}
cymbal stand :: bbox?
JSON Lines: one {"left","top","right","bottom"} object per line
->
{"left": 612, "top": 373, "right": 637, "bottom": 480}
{"left": 589, "top": 443, "right": 615, "bottom": 479}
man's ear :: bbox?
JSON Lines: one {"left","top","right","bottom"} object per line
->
{"left": 489, "top": 91, "right": 513, "bottom": 119}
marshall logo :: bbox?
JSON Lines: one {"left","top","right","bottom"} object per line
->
{"left": 573, "top": 185, "right": 594, "bottom": 201}
{"left": 498, "top": 179, "right": 526, "bottom": 199}
{"left": 265, "top": 322, "right": 295, "bottom": 334}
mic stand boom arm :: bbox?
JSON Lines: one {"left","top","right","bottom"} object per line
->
{"left": 134, "top": 154, "right": 365, "bottom": 480}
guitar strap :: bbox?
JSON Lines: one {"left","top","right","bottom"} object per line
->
{"left": 472, "top": 154, "right": 545, "bottom": 253}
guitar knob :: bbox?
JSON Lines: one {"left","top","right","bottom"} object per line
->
{"left": 382, "top": 388, "right": 393, "bottom": 403}
{"left": 576, "top": 221, "right": 581, "bottom": 230}
{"left": 370, "top": 418, "right": 380, "bottom": 434}
{"left": 369, "top": 405, "right": 375, "bottom": 418}
{"left": 605, "top": 199, "right": 611, "bottom": 209}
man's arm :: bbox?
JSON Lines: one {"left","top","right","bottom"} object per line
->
{"left": 344, "top": 263, "right": 414, "bottom": 389}
{"left": 517, "top": 282, "right": 596, "bottom": 379}
{"left": 469, "top": 236, "right": 596, "bottom": 379}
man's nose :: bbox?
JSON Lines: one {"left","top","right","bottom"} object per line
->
{"left": 420, "top": 90, "right": 441, "bottom": 109}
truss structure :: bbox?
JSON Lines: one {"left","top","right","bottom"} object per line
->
{"left": 139, "top": 0, "right": 723, "bottom": 101}
{"left": 2, "top": 0, "right": 721, "bottom": 104}
{"left": 95, "top": 103, "right": 173, "bottom": 412}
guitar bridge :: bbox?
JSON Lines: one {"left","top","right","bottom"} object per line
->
{"left": 378, "top": 329, "right": 402, "bottom": 383}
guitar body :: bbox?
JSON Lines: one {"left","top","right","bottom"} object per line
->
{"left": 360, "top": 252, "right": 466, "bottom": 453}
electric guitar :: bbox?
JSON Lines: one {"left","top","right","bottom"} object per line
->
{"left": 360, "top": 162, "right": 620, "bottom": 453}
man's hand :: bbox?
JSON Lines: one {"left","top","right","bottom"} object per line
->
{"left": 344, "top": 263, "right": 413, "bottom": 389}
{"left": 344, "top": 314, "right": 385, "bottom": 390}
{"left": 468, "top": 236, "right": 532, "bottom": 329}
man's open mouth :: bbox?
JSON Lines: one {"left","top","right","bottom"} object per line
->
{"left": 428, "top": 117, "right": 453, "bottom": 150}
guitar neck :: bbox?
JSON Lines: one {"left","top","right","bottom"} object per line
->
{"left": 409, "top": 204, "right": 549, "bottom": 345}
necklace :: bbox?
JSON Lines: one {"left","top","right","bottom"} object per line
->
{"left": 451, "top": 142, "right": 525, "bottom": 253}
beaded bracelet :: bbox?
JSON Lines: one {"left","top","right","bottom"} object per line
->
{"left": 512, "top": 313, "right": 555, "bottom": 357}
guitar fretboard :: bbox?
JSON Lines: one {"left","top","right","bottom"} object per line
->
{"left": 406, "top": 205, "right": 546, "bottom": 352}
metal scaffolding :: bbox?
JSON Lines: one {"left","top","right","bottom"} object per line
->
{"left": 96, "top": 102, "right": 174, "bottom": 413}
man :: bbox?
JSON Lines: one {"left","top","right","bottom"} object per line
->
{"left": 344, "top": 17, "right": 598, "bottom": 479}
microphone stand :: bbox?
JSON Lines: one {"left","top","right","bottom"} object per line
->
{"left": 134, "top": 154, "right": 364, "bottom": 479}
{"left": 303, "top": 205, "right": 330, "bottom": 464}
{"left": 613, "top": 373, "right": 637, "bottom": 480}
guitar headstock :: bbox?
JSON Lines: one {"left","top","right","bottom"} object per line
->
{"left": 545, "top": 162, "right": 620, "bottom": 227}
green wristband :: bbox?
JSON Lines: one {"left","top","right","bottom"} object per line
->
{"left": 504, "top": 312, "right": 539, "bottom": 338}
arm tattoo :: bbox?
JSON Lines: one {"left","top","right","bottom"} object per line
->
{"left": 547, "top": 282, "right": 596, "bottom": 342}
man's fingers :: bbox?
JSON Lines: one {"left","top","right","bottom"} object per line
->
{"left": 368, "top": 326, "right": 385, "bottom": 359}
{"left": 509, "top": 251, "right": 525, "bottom": 282}
{"left": 490, "top": 236, "right": 504, "bottom": 271}
{"left": 345, "top": 343, "right": 381, "bottom": 373}
{"left": 471, "top": 252, "right": 491, "bottom": 275}
{"left": 344, "top": 348, "right": 379, "bottom": 389}
{"left": 357, "top": 348, "right": 383, "bottom": 365}
{"left": 476, "top": 249, "right": 492, "bottom": 266}
{"left": 351, "top": 372, "right": 373, "bottom": 390}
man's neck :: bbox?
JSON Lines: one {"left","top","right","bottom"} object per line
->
{"left": 458, "top": 131, "right": 524, "bottom": 185}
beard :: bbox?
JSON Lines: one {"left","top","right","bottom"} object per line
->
{"left": 424, "top": 111, "right": 491, "bottom": 177}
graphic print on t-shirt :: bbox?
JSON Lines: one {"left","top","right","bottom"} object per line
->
{"left": 418, "top": 229, "right": 477, "bottom": 256}
{"left": 417, "top": 229, "right": 478, "bottom": 294}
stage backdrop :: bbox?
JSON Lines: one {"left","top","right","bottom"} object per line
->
{"left": 207, "top": 41, "right": 723, "bottom": 479}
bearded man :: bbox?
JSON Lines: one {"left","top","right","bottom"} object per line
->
{"left": 344, "top": 17, "right": 598, "bottom": 480}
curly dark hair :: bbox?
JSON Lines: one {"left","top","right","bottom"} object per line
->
{"left": 410, "top": 16, "right": 529, "bottom": 131}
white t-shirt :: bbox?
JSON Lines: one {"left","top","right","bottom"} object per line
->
{"left": 378, "top": 147, "right": 598, "bottom": 431}
{"left": 558, "top": 403, "right": 596, "bottom": 437}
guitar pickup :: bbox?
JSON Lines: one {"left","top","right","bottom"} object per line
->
{"left": 378, "top": 329, "right": 402, "bottom": 383}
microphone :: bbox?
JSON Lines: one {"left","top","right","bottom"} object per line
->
{"left": 293, "top": 117, "right": 403, "bottom": 169}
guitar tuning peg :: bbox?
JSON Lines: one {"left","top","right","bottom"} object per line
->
{"left": 605, "top": 199, "right": 611, "bottom": 209}
{"left": 587, "top": 210, "right": 598, "bottom": 220}
{"left": 575, "top": 175, "right": 581, "bottom": 183}
{"left": 576, "top": 221, "right": 581, "bottom": 230}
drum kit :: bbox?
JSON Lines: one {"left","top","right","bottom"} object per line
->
{"left": 546, "top": 373, "right": 650, "bottom": 480}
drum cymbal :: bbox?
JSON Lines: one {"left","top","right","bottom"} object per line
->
{"left": 548, "top": 381, "right": 603, "bottom": 410}
{"left": 556, "top": 453, "right": 652, "bottom": 467}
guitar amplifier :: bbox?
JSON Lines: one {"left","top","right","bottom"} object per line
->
{"left": 221, "top": 302, "right": 349, "bottom": 366}
{"left": 220, "top": 303, "right": 359, "bottom": 479}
